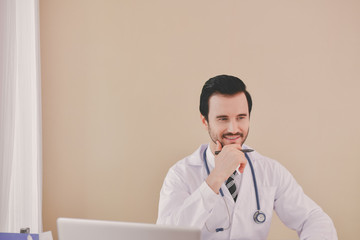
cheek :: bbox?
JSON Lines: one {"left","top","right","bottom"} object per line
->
{"left": 208, "top": 123, "right": 218, "bottom": 133}
{"left": 240, "top": 119, "right": 250, "bottom": 129}
{"left": 212, "top": 125, "right": 227, "bottom": 136}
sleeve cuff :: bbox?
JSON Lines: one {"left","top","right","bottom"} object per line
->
{"left": 200, "top": 181, "right": 221, "bottom": 212}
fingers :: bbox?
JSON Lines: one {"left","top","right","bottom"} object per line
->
{"left": 238, "top": 162, "right": 247, "bottom": 173}
{"left": 222, "top": 144, "right": 247, "bottom": 174}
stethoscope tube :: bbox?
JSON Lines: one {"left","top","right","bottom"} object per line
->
{"left": 245, "top": 153, "right": 260, "bottom": 211}
{"left": 244, "top": 153, "right": 266, "bottom": 224}
{"left": 203, "top": 146, "right": 266, "bottom": 225}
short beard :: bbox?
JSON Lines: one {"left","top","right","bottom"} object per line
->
{"left": 207, "top": 124, "right": 249, "bottom": 147}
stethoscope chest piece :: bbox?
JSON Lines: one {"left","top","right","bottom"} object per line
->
{"left": 253, "top": 210, "right": 266, "bottom": 224}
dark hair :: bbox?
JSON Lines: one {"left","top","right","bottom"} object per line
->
{"left": 199, "top": 75, "right": 252, "bottom": 121}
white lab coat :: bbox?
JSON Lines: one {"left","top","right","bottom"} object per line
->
{"left": 157, "top": 144, "right": 337, "bottom": 240}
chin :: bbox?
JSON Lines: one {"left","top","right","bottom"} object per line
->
{"left": 222, "top": 140, "right": 243, "bottom": 146}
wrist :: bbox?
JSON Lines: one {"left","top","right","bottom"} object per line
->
{"left": 206, "top": 171, "right": 225, "bottom": 194}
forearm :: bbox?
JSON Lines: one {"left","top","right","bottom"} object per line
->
{"left": 298, "top": 208, "right": 337, "bottom": 240}
{"left": 274, "top": 164, "right": 338, "bottom": 239}
{"left": 157, "top": 181, "right": 221, "bottom": 228}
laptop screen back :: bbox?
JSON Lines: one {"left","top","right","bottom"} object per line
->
{"left": 57, "top": 218, "right": 201, "bottom": 240}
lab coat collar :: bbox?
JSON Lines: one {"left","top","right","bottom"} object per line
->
{"left": 186, "top": 144, "right": 208, "bottom": 166}
{"left": 206, "top": 145, "right": 215, "bottom": 170}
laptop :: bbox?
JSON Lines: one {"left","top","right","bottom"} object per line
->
{"left": 57, "top": 218, "right": 201, "bottom": 240}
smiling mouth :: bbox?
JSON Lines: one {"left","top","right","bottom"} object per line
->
{"left": 223, "top": 134, "right": 243, "bottom": 140}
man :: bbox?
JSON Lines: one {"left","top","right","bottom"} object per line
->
{"left": 156, "top": 75, "right": 337, "bottom": 239}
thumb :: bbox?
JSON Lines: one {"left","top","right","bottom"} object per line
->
{"left": 215, "top": 141, "right": 223, "bottom": 155}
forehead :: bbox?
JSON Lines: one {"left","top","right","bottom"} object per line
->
{"left": 208, "top": 92, "right": 249, "bottom": 116}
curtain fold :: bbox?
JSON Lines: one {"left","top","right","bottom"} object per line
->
{"left": 0, "top": 0, "right": 42, "bottom": 233}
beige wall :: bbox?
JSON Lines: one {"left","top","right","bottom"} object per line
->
{"left": 40, "top": 1, "right": 360, "bottom": 239}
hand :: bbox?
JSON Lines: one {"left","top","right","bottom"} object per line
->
{"left": 206, "top": 141, "right": 247, "bottom": 194}
{"left": 214, "top": 141, "right": 247, "bottom": 176}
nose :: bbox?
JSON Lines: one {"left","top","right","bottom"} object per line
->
{"left": 227, "top": 119, "right": 238, "bottom": 134}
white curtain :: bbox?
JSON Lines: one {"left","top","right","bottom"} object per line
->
{"left": 0, "top": 0, "right": 42, "bottom": 233}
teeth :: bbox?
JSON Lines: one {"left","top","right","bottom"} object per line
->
{"left": 226, "top": 136, "right": 239, "bottom": 140}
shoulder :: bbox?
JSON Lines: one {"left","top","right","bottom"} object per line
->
{"left": 243, "top": 144, "right": 281, "bottom": 170}
{"left": 171, "top": 144, "right": 207, "bottom": 170}
{"left": 164, "top": 144, "right": 208, "bottom": 188}
{"left": 244, "top": 145, "right": 293, "bottom": 185}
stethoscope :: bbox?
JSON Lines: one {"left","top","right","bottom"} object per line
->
{"left": 202, "top": 146, "right": 266, "bottom": 232}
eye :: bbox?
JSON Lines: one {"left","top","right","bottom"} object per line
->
{"left": 218, "top": 117, "right": 228, "bottom": 121}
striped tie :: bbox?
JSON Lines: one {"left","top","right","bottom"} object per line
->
{"left": 226, "top": 171, "right": 238, "bottom": 202}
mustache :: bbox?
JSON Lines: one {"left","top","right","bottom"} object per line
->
{"left": 222, "top": 133, "right": 244, "bottom": 138}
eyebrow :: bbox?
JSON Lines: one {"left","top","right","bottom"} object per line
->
{"left": 216, "top": 113, "right": 247, "bottom": 118}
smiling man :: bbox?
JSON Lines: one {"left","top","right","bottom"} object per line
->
{"left": 156, "top": 75, "right": 337, "bottom": 240}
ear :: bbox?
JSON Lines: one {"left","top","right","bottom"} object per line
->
{"left": 200, "top": 114, "right": 208, "bottom": 128}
